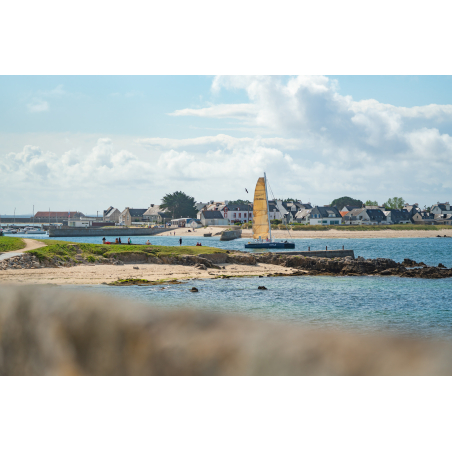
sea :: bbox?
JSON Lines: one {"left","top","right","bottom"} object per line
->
{"left": 13, "top": 233, "right": 452, "bottom": 339}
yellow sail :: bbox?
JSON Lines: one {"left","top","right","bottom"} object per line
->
{"left": 252, "top": 177, "right": 270, "bottom": 240}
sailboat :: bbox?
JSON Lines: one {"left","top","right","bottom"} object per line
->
{"left": 244, "top": 173, "right": 295, "bottom": 249}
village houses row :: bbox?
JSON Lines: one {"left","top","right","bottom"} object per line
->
{"left": 34, "top": 201, "right": 452, "bottom": 227}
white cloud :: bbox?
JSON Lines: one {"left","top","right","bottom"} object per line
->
{"left": 27, "top": 100, "right": 49, "bottom": 113}
{"left": 4, "top": 76, "right": 452, "bottom": 211}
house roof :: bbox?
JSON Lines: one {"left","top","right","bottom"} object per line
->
{"left": 388, "top": 209, "right": 412, "bottom": 222}
{"left": 311, "top": 206, "right": 341, "bottom": 218}
{"left": 365, "top": 208, "right": 386, "bottom": 221}
{"left": 295, "top": 209, "right": 311, "bottom": 219}
{"left": 342, "top": 205, "right": 362, "bottom": 212}
{"left": 201, "top": 210, "right": 225, "bottom": 219}
{"left": 105, "top": 207, "right": 119, "bottom": 217}
{"left": 223, "top": 203, "right": 252, "bottom": 211}
{"left": 123, "top": 208, "right": 147, "bottom": 217}
{"left": 143, "top": 205, "right": 169, "bottom": 216}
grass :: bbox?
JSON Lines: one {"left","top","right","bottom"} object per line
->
{"left": 26, "top": 239, "right": 228, "bottom": 263}
{"left": 0, "top": 237, "right": 25, "bottom": 252}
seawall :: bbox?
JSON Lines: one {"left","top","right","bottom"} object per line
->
{"left": 271, "top": 249, "right": 355, "bottom": 258}
{"left": 49, "top": 227, "right": 176, "bottom": 237}
{"left": 220, "top": 229, "right": 242, "bottom": 241}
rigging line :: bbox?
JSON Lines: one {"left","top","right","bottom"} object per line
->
{"left": 266, "top": 180, "right": 293, "bottom": 240}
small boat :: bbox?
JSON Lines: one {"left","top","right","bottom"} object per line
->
{"left": 245, "top": 173, "right": 295, "bottom": 249}
{"left": 25, "top": 229, "right": 46, "bottom": 234}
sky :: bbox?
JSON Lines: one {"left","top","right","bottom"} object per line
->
{"left": 1, "top": 75, "right": 452, "bottom": 215}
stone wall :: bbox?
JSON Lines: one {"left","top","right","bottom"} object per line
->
{"left": 273, "top": 250, "right": 355, "bottom": 258}
{"left": 1, "top": 285, "right": 451, "bottom": 376}
{"left": 49, "top": 227, "right": 176, "bottom": 237}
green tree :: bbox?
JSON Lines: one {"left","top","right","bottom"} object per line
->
{"left": 330, "top": 196, "right": 364, "bottom": 211}
{"left": 365, "top": 200, "right": 378, "bottom": 206}
{"left": 384, "top": 197, "right": 405, "bottom": 210}
{"left": 160, "top": 191, "right": 197, "bottom": 219}
{"left": 227, "top": 199, "right": 251, "bottom": 205}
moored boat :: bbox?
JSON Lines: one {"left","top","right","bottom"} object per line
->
{"left": 245, "top": 173, "right": 295, "bottom": 249}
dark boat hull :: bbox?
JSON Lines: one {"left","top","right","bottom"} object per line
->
{"left": 244, "top": 242, "right": 295, "bottom": 249}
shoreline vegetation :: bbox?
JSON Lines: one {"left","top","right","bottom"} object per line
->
{"left": 0, "top": 237, "right": 25, "bottom": 253}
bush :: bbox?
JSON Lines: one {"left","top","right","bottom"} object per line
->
{"left": 87, "top": 256, "right": 96, "bottom": 263}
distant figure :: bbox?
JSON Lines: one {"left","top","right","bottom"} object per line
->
{"left": 115, "top": 238, "right": 119, "bottom": 244}
{"left": 179, "top": 237, "right": 182, "bottom": 246}
{"left": 146, "top": 240, "right": 151, "bottom": 245}
{"left": 128, "top": 238, "right": 132, "bottom": 245}
{"left": 118, "top": 237, "right": 122, "bottom": 244}
{"left": 102, "top": 237, "right": 106, "bottom": 244}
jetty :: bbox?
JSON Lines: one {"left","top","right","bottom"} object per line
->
{"left": 48, "top": 227, "right": 176, "bottom": 237}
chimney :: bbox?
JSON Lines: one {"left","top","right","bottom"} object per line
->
{"left": 151, "top": 204, "right": 154, "bottom": 207}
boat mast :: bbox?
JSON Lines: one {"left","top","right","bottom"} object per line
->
{"left": 264, "top": 172, "right": 272, "bottom": 242}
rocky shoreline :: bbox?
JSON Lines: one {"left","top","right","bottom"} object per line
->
{"left": 1, "top": 249, "right": 451, "bottom": 279}
{"left": 254, "top": 253, "right": 452, "bottom": 279}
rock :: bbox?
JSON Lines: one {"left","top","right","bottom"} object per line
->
{"left": 438, "top": 263, "right": 446, "bottom": 268}
{"left": 258, "top": 286, "right": 267, "bottom": 290}
{"left": 133, "top": 266, "right": 139, "bottom": 270}
{"left": 259, "top": 275, "right": 263, "bottom": 278}
{"left": 190, "top": 287, "right": 199, "bottom": 292}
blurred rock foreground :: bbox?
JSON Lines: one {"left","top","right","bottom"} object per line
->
{"left": 0, "top": 285, "right": 451, "bottom": 376}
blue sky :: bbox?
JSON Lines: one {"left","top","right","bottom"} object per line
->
{"left": 1, "top": 75, "right": 452, "bottom": 214}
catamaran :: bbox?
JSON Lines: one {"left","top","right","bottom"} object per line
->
{"left": 244, "top": 173, "right": 295, "bottom": 249}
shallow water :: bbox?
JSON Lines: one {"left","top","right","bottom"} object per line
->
{"left": 12, "top": 232, "right": 452, "bottom": 338}
{"left": 75, "top": 275, "right": 452, "bottom": 339}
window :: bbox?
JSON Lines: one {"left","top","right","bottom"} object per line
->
{"left": 233, "top": 213, "right": 236, "bottom": 218}
{"left": 239, "top": 213, "right": 241, "bottom": 218}
{"left": 244, "top": 213, "right": 247, "bottom": 217}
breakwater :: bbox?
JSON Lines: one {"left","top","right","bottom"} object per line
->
{"left": 49, "top": 227, "right": 176, "bottom": 237}
{"left": 220, "top": 229, "right": 242, "bottom": 241}
{"left": 271, "top": 249, "right": 355, "bottom": 258}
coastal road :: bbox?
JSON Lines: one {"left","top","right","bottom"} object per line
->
{"left": 0, "top": 239, "right": 46, "bottom": 261}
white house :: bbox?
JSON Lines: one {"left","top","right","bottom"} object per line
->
{"left": 103, "top": 206, "right": 121, "bottom": 223}
{"left": 431, "top": 202, "right": 451, "bottom": 215}
{"left": 220, "top": 203, "right": 253, "bottom": 224}
{"left": 198, "top": 210, "right": 229, "bottom": 226}
{"left": 309, "top": 206, "right": 342, "bottom": 225}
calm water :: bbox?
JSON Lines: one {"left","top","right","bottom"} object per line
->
{"left": 13, "top": 232, "right": 452, "bottom": 338}
{"left": 75, "top": 275, "right": 452, "bottom": 339}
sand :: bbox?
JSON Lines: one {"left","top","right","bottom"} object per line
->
{"left": 0, "top": 262, "right": 295, "bottom": 285}
{"left": 156, "top": 226, "right": 452, "bottom": 239}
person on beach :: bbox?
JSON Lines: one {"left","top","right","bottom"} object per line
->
{"left": 128, "top": 238, "right": 132, "bottom": 244}
{"left": 179, "top": 237, "right": 182, "bottom": 246}
{"left": 102, "top": 237, "right": 106, "bottom": 244}
{"left": 146, "top": 240, "right": 151, "bottom": 245}
{"left": 118, "top": 237, "right": 122, "bottom": 244}
{"left": 115, "top": 238, "right": 119, "bottom": 244}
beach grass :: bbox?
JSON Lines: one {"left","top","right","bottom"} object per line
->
{"left": 0, "top": 237, "right": 25, "bottom": 253}
{"left": 27, "top": 239, "right": 228, "bottom": 262}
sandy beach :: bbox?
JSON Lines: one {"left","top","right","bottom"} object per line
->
{"left": 156, "top": 226, "right": 452, "bottom": 239}
{"left": 0, "top": 261, "right": 294, "bottom": 285}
